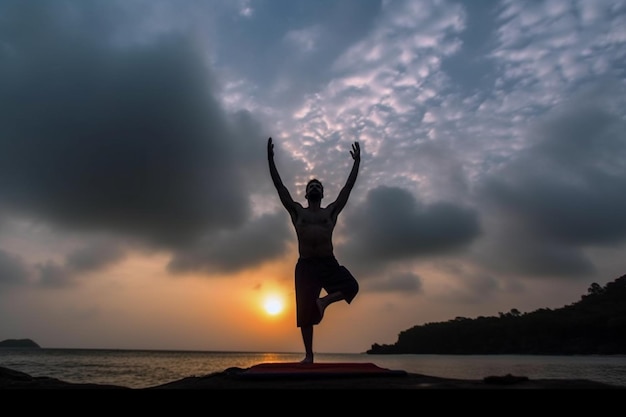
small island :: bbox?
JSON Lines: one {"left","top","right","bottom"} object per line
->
{"left": 0, "top": 339, "right": 40, "bottom": 348}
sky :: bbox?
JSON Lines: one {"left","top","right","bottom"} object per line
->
{"left": 1, "top": 0, "right": 625, "bottom": 355}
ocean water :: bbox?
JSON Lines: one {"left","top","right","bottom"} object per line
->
{"left": 1, "top": 348, "right": 625, "bottom": 389}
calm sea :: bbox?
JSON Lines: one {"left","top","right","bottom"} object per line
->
{"left": 1, "top": 348, "right": 625, "bottom": 389}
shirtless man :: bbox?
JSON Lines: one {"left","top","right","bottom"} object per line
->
{"left": 267, "top": 137, "right": 360, "bottom": 363}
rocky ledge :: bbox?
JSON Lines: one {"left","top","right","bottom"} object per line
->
{"left": 1, "top": 365, "right": 622, "bottom": 389}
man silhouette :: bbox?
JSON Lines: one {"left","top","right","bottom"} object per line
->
{"left": 267, "top": 137, "right": 360, "bottom": 363}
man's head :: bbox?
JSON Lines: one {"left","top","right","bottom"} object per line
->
{"left": 305, "top": 178, "right": 324, "bottom": 201}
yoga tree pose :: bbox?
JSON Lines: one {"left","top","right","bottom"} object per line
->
{"left": 267, "top": 137, "right": 360, "bottom": 363}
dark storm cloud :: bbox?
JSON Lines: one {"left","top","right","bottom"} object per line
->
{"left": 478, "top": 87, "right": 626, "bottom": 277}
{"left": 0, "top": 2, "right": 258, "bottom": 250}
{"left": 367, "top": 271, "right": 423, "bottom": 293}
{"left": 37, "top": 260, "right": 73, "bottom": 288}
{"left": 66, "top": 240, "right": 126, "bottom": 273}
{"left": 338, "top": 186, "right": 481, "bottom": 273}
{"left": 31, "top": 240, "right": 127, "bottom": 288}
{"left": 167, "top": 212, "right": 293, "bottom": 274}
{"left": 0, "top": 250, "right": 32, "bottom": 285}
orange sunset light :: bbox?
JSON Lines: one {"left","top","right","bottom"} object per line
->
{"left": 262, "top": 294, "right": 285, "bottom": 316}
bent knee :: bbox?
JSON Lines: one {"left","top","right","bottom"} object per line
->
{"left": 344, "top": 280, "right": 359, "bottom": 304}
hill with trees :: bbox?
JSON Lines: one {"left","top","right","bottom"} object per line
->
{"left": 367, "top": 274, "right": 626, "bottom": 355}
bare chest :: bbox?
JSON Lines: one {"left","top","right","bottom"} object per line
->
{"left": 294, "top": 207, "right": 335, "bottom": 230}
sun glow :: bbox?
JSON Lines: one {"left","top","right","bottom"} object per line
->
{"left": 263, "top": 295, "right": 284, "bottom": 316}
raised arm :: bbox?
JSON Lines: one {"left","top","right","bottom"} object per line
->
{"left": 330, "top": 141, "right": 360, "bottom": 216}
{"left": 267, "top": 137, "right": 299, "bottom": 214}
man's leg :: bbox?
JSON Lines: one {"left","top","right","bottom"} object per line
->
{"left": 317, "top": 264, "right": 358, "bottom": 321}
{"left": 317, "top": 291, "right": 345, "bottom": 321}
{"left": 300, "top": 325, "right": 314, "bottom": 363}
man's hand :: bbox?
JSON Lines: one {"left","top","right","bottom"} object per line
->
{"left": 350, "top": 141, "right": 360, "bottom": 162}
{"left": 267, "top": 137, "right": 274, "bottom": 159}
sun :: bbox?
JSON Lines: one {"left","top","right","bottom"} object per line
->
{"left": 263, "top": 294, "right": 284, "bottom": 316}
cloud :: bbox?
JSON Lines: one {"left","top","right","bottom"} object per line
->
{"left": 167, "top": 212, "right": 293, "bottom": 274}
{"left": 0, "top": 1, "right": 264, "bottom": 254}
{"left": 216, "top": 0, "right": 384, "bottom": 109}
{"left": 0, "top": 250, "right": 32, "bottom": 286}
{"left": 490, "top": 0, "right": 626, "bottom": 112}
{"left": 27, "top": 238, "right": 127, "bottom": 289}
{"left": 367, "top": 271, "right": 423, "bottom": 293}
{"left": 338, "top": 185, "right": 481, "bottom": 275}
{"left": 439, "top": 270, "right": 502, "bottom": 304}
{"left": 65, "top": 240, "right": 127, "bottom": 273}
{"left": 477, "top": 84, "right": 626, "bottom": 277}
{"left": 36, "top": 261, "right": 73, "bottom": 289}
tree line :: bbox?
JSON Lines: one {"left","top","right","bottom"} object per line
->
{"left": 367, "top": 274, "right": 626, "bottom": 355}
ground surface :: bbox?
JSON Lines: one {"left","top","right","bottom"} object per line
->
{"left": 1, "top": 364, "right": 622, "bottom": 390}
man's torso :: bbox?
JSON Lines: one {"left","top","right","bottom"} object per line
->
{"left": 292, "top": 206, "right": 336, "bottom": 258}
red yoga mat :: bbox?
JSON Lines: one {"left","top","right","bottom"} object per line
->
{"left": 237, "top": 362, "right": 407, "bottom": 379}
